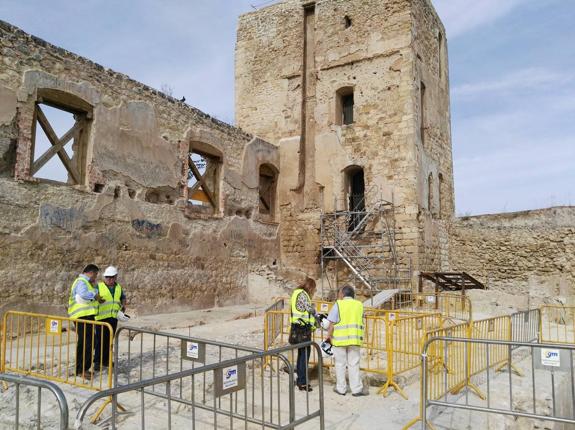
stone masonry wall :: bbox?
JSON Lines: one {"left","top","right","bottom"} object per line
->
{"left": 412, "top": 0, "right": 454, "bottom": 272}
{"left": 236, "top": 0, "right": 452, "bottom": 282}
{"left": 449, "top": 207, "right": 575, "bottom": 296}
{"left": 0, "top": 21, "right": 280, "bottom": 315}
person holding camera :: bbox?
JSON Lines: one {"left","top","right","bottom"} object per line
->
{"left": 288, "top": 277, "right": 318, "bottom": 392}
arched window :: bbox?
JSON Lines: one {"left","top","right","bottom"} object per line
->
{"left": 344, "top": 165, "right": 365, "bottom": 231}
{"left": 31, "top": 89, "right": 92, "bottom": 184}
{"left": 258, "top": 164, "right": 278, "bottom": 221}
{"left": 187, "top": 141, "right": 222, "bottom": 214}
{"left": 336, "top": 86, "right": 354, "bottom": 126}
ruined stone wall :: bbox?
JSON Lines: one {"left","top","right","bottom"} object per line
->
{"left": 412, "top": 0, "right": 454, "bottom": 271}
{"left": 449, "top": 207, "right": 575, "bottom": 296}
{"left": 236, "top": 0, "right": 453, "bottom": 281}
{"left": 0, "top": 21, "right": 280, "bottom": 315}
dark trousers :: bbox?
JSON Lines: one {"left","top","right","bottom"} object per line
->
{"left": 296, "top": 345, "right": 311, "bottom": 386}
{"left": 75, "top": 316, "right": 94, "bottom": 375}
{"left": 94, "top": 318, "right": 118, "bottom": 369}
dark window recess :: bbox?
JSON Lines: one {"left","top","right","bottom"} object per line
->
{"left": 420, "top": 81, "right": 426, "bottom": 145}
{"left": 342, "top": 94, "right": 354, "bottom": 125}
{"left": 258, "top": 164, "right": 278, "bottom": 220}
{"left": 346, "top": 167, "right": 365, "bottom": 231}
{"left": 344, "top": 16, "right": 352, "bottom": 28}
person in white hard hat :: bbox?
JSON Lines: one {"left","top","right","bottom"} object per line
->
{"left": 93, "top": 266, "right": 127, "bottom": 371}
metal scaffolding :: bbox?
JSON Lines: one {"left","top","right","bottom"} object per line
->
{"left": 320, "top": 187, "right": 412, "bottom": 300}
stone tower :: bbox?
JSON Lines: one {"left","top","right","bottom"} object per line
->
{"left": 235, "top": 0, "right": 454, "bottom": 284}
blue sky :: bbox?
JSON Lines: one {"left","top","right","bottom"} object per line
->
{"left": 1, "top": 0, "right": 573, "bottom": 215}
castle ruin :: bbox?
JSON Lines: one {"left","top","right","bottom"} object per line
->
{"left": 0, "top": 0, "right": 573, "bottom": 315}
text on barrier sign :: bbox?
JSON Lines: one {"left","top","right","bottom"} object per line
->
{"left": 214, "top": 362, "right": 246, "bottom": 397}
{"left": 541, "top": 348, "right": 560, "bottom": 367}
{"left": 534, "top": 347, "right": 570, "bottom": 372}
{"left": 180, "top": 340, "right": 206, "bottom": 363}
{"left": 45, "top": 318, "right": 61, "bottom": 335}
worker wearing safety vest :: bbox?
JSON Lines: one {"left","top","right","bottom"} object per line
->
{"left": 289, "top": 277, "right": 317, "bottom": 392}
{"left": 325, "top": 285, "right": 367, "bottom": 396}
{"left": 93, "top": 266, "right": 127, "bottom": 372}
{"left": 68, "top": 264, "right": 103, "bottom": 378}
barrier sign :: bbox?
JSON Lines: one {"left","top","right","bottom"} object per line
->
{"left": 319, "top": 303, "right": 329, "bottom": 313}
{"left": 214, "top": 362, "right": 246, "bottom": 397}
{"left": 45, "top": 318, "right": 61, "bottom": 335}
{"left": 426, "top": 296, "right": 436, "bottom": 304}
{"left": 181, "top": 340, "right": 206, "bottom": 363}
{"left": 541, "top": 349, "right": 560, "bottom": 367}
{"left": 534, "top": 347, "right": 570, "bottom": 372}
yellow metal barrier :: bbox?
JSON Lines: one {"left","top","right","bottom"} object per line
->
{"left": 1, "top": 311, "right": 114, "bottom": 390}
{"left": 1, "top": 311, "right": 116, "bottom": 422}
{"left": 393, "top": 292, "right": 472, "bottom": 322}
{"left": 0, "top": 320, "right": 6, "bottom": 391}
{"left": 263, "top": 306, "right": 443, "bottom": 399}
{"left": 540, "top": 305, "right": 575, "bottom": 344}
{"left": 380, "top": 312, "right": 443, "bottom": 399}
{"left": 404, "top": 315, "right": 525, "bottom": 429}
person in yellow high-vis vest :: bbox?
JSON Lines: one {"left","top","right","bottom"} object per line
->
{"left": 325, "top": 285, "right": 367, "bottom": 396}
{"left": 93, "top": 266, "right": 127, "bottom": 371}
{"left": 289, "top": 277, "right": 318, "bottom": 392}
{"left": 68, "top": 264, "right": 104, "bottom": 379}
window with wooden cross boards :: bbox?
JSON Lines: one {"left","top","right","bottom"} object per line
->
{"left": 31, "top": 101, "right": 90, "bottom": 184}
{"left": 187, "top": 149, "right": 220, "bottom": 212}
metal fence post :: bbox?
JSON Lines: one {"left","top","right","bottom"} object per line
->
{"left": 421, "top": 349, "right": 428, "bottom": 429}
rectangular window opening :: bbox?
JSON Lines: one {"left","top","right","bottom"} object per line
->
{"left": 187, "top": 150, "right": 220, "bottom": 213}
{"left": 342, "top": 94, "right": 354, "bottom": 125}
{"left": 258, "top": 164, "right": 277, "bottom": 220}
{"left": 31, "top": 103, "right": 88, "bottom": 185}
{"left": 420, "top": 82, "right": 426, "bottom": 145}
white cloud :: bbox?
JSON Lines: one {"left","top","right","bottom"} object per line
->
{"left": 452, "top": 68, "right": 573, "bottom": 99}
{"left": 433, "top": 0, "right": 527, "bottom": 38}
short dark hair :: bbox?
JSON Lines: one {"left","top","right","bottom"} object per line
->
{"left": 341, "top": 285, "right": 355, "bottom": 298}
{"left": 83, "top": 264, "right": 99, "bottom": 274}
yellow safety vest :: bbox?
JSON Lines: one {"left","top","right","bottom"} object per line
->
{"left": 332, "top": 299, "right": 364, "bottom": 347}
{"left": 67, "top": 276, "right": 98, "bottom": 319}
{"left": 290, "top": 289, "right": 315, "bottom": 326}
{"left": 95, "top": 282, "right": 123, "bottom": 321}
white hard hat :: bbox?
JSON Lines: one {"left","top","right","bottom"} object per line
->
{"left": 320, "top": 318, "right": 331, "bottom": 330}
{"left": 103, "top": 266, "right": 118, "bottom": 277}
{"left": 117, "top": 311, "right": 130, "bottom": 322}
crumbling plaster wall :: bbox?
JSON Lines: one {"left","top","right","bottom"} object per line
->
{"left": 0, "top": 21, "right": 280, "bottom": 315}
{"left": 449, "top": 207, "right": 575, "bottom": 296}
{"left": 236, "top": 0, "right": 452, "bottom": 278}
